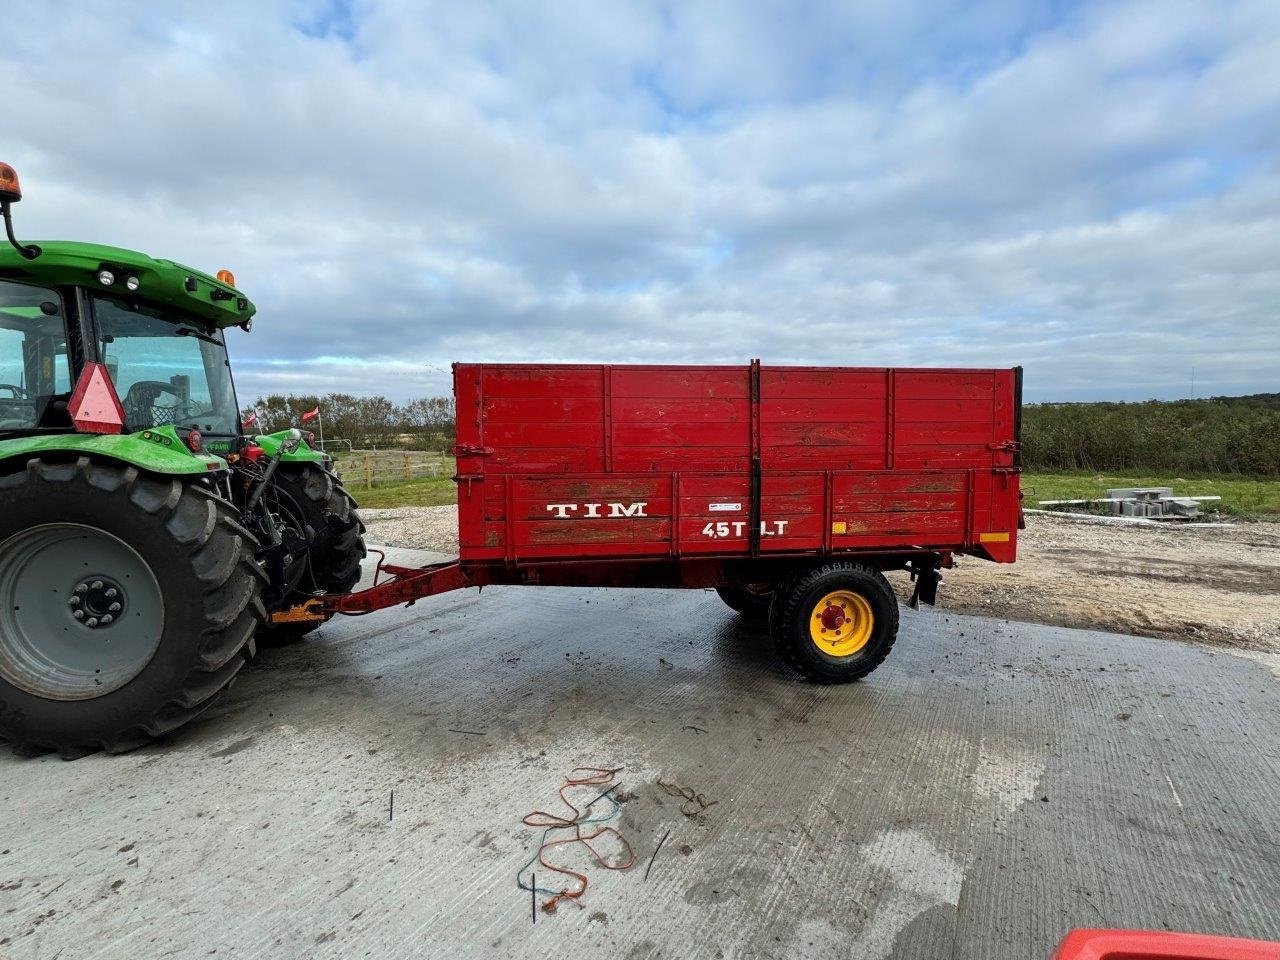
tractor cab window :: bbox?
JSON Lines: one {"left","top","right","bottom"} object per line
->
{"left": 0, "top": 279, "right": 71, "bottom": 433}
{"left": 92, "top": 296, "right": 240, "bottom": 436}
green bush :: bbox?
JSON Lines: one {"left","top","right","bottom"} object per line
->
{"left": 1022, "top": 394, "right": 1280, "bottom": 476}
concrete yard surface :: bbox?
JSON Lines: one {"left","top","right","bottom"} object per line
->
{"left": 2, "top": 552, "right": 1279, "bottom": 959}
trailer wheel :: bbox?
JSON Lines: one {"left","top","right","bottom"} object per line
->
{"left": 0, "top": 457, "right": 266, "bottom": 756}
{"left": 257, "top": 463, "right": 365, "bottom": 646}
{"left": 715, "top": 583, "right": 774, "bottom": 618}
{"left": 770, "top": 562, "right": 898, "bottom": 683}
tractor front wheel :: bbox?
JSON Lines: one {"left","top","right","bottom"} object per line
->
{"left": 0, "top": 457, "right": 265, "bottom": 756}
{"left": 257, "top": 462, "right": 365, "bottom": 646}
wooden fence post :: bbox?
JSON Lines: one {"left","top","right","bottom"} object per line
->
{"left": 363, "top": 454, "right": 374, "bottom": 490}
{"left": 403, "top": 451, "right": 412, "bottom": 482}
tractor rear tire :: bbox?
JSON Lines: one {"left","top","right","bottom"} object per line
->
{"left": 715, "top": 583, "right": 774, "bottom": 618}
{"left": 257, "top": 462, "right": 365, "bottom": 647}
{"left": 770, "top": 562, "right": 898, "bottom": 683}
{"left": 0, "top": 457, "right": 266, "bottom": 756}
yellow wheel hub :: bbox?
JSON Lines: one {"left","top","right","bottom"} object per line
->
{"left": 809, "top": 589, "right": 874, "bottom": 657}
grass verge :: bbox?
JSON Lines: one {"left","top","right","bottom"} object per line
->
{"left": 344, "top": 476, "right": 457, "bottom": 509}
{"left": 1023, "top": 471, "right": 1280, "bottom": 517}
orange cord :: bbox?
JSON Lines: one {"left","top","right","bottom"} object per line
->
{"left": 521, "top": 766, "right": 636, "bottom": 913}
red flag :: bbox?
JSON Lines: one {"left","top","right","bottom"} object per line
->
{"left": 241, "top": 410, "right": 258, "bottom": 429}
{"left": 301, "top": 406, "right": 320, "bottom": 423}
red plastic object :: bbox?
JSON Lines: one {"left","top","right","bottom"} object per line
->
{"left": 67, "top": 361, "right": 125, "bottom": 434}
{"left": 1054, "top": 929, "right": 1280, "bottom": 960}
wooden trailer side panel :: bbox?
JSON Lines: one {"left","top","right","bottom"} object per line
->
{"left": 453, "top": 363, "right": 1020, "bottom": 564}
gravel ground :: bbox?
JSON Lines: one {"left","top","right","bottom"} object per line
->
{"left": 361, "top": 506, "right": 1280, "bottom": 653}
{"left": 933, "top": 513, "right": 1280, "bottom": 653}
{"left": 360, "top": 505, "right": 459, "bottom": 554}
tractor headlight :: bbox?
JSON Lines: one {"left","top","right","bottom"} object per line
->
{"left": 125, "top": 276, "right": 139, "bottom": 291}
{"left": 97, "top": 269, "right": 115, "bottom": 286}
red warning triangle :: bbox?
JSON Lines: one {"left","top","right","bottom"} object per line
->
{"left": 68, "top": 362, "right": 126, "bottom": 435}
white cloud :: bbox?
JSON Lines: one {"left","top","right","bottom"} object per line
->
{"left": 2, "top": 0, "right": 1277, "bottom": 401}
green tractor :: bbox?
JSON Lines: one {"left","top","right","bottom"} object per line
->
{"left": 0, "top": 162, "right": 365, "bottom": 756}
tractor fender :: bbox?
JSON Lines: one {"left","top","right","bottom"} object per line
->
{"left": 252, "top": 429, "right": 327, "bottom": 465}
{"left": 0, "top": 427, "right": 227, "bottom": 477}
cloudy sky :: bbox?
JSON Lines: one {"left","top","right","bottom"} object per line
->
{"left": 4, "top": 0, "right": 1279, "bottom": 402}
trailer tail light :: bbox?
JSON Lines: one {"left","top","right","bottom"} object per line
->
{"left": 67, "top": 362, "right": 125, "bottom": 435}
{"left": 183, "top": 429, "right": 204, "bottom": 453}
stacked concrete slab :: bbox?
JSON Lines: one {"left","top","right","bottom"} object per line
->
{"left": 1105, "top": 487, "right": 1202, "bottom": 518}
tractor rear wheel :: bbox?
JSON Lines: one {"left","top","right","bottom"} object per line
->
{"left": 257, "top": 462, "right": 365, "bottom": 646}
{"left": 0, "top": 457, "right": 265, "bottom": 756}
{"left": 715, "top": 583, "right": 774, "bottom": 618}
{"left": 770, "top": 562, "right": 898, "bottom": 683}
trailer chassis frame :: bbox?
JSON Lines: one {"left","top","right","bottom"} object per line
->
{"left": 271, "top": 548, "right": 953, "bottom": 623}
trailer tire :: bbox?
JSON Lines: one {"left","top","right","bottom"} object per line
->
{"left": 715, "top": 583, "right": 774, "bottom": 618}
{"left": 770, "top": 562, "right": 898, "bottom": 683}
{"left": 0, "top": 457, "right": 266, "bottom": 756}
{"left": 257, "top": 463, "right": 365, "bottom": 647}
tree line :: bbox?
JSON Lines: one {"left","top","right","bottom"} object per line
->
{"left": 246, "top": 391, "right": 1280, "bottom": 475}
{"left": 1021, "top": 394, "right": 1280, "bottom": 476}
{"left": 244, "top": 394, "right": 456, "bottom": 449}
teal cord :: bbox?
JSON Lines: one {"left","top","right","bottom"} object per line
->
{"left": 517, "top": 786, "right": 624, "bottom": 899}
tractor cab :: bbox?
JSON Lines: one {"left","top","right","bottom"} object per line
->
{"left": 0, "top": 275, "right": 243, "bottom": 442}
{"left": 0, "top": 162, "right": 253, "bottom": 450}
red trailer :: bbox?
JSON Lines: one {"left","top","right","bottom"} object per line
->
{"left": 286, "top": 361, "right": 1023, "bottom": 683}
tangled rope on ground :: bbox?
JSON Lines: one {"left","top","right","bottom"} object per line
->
{"left": 517, "top": 766, "right": 637, "bottom": 914}
{"left": 656, "top": 777, "right": 719, "bottom": 817}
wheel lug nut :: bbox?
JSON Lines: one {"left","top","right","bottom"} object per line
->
{"left": 74, "top": 583, "right": 87, "bottom": 594}
{"left": 105, "top": 588, "right": 118, "bottom": 599}
{"left": 73, "top": 610, "right": 85, "bottom": 620}
{"left": 85, "top": 617, "right": 99, "bottom": 628}
{"left": 100, "top": 614, "right": 114, "bottom": 625}
{"left": 68, "top": 596, "right": 80, "bottom": 607}
{"left": 109, "top": 602, "right": 122, "bottom": 613}
{"left": 90, "top": 580, "right": 104, "bottom": 590}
